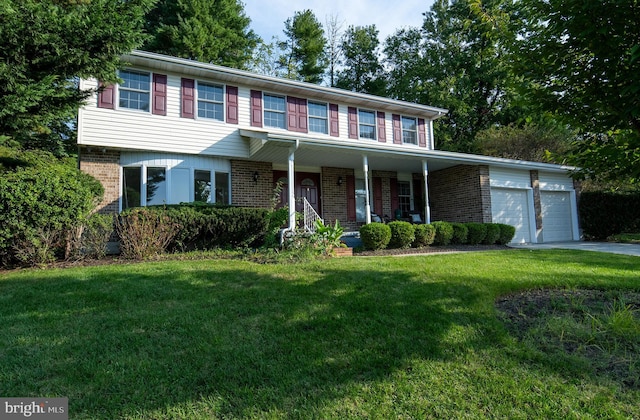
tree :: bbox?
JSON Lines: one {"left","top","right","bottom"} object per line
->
{"left": 249, "top": 38, "right": 284, "bottom": 77}
{"left": 0, "top": 0, "right": 155, "bottom": 156}
{"left": 144, "top": 0, "right": 259, "bottom": 69}
{"left": 384, "top": 28, "right": 426, "bottom": 102}
{"left": 336, "top": 25, "right": 386, "bottom": 95}
{"left": 516, "top": 0, "right": 640, "bottom": 183}
{"left": 278, "top": 9, "right": 327, "bottom": 83}
{"left": 325, "top": 13, "right": 344, "bottom": 87}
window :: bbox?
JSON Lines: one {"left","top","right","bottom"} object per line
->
{"left": 122, "top": 167, "right": 142, "bottom": 210}
{"left": 358, "top": 109, "right": 376, "bottom": 140}
{"left": 197, "top": 82, "right": 224, "bottom": 121}
{"left": 402, "top": 116, "right": 417, "bottom": 145}
{"left": 119, "top": 70, "right": 150, "bottom": 111}
{"left": 264, "top": 94, "right": 286, "bottom": 129}
{"left": 308, "top": 101, "right": 328, "bottom": 134}
{"left": 146, "top": 167, "right": 166, "bottom": 206}
{"left": 355, "top": 179, "right": 368, "bottom": 222}
{"left": 194, "top": 170, "right": 211, "bottom": 203}
{"left": 398, "top": 181, "right": 411, "bottom": 215}
{"left": 215, "top": 172, "right": 230, "bottom": 204}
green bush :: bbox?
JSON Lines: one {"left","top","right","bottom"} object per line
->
{"left": 0, "top": 147, "right": 103, "bottom": 266}
{"left": 483, "top": 223, "right": 501, "bottom": 245}
{"left": 71, "top": 213, "right": 115, "bottom": 260}
{"left": 451, "top": 223, "right": 469, "bottom": 244}
{"left": 466, "top": 223, "right": 487, "bottom": 245}
{"left": 432, "top": 221, "right": 454, "bottom": 246}
{"left": 580, "top": 191, "right": 640, "bottom": 239}
{"left": 496, "top": 224, "right": 516, "bottom": 245}
{"left": 116, "top": 208, "right": 179, "bottom": 259}
{"left": 359, "top": 223, "right": 391, "bottom": 250}
{"left": 387, "top": 221, "right": 415, "bottom": 249}
{"left": 413, "top": 224, "right": 436, "bottom": 247}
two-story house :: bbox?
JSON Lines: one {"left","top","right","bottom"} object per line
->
{"left": 78, "top": 50, "right": 580, "bottom": 243}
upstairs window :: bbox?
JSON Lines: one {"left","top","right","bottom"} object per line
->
{"left": 402, "top": 116, "right": 417, "bottom": 145}
{"left": 119, "top": 70, "right": 150, "bottom": 111}
{"left": 358, "top": 109, "right": 376, "bottom": 140}
{"left": 308, "top": 101, "right": 328, "bottom": 134}
{"left": 197, "top": 82, "right": 224, "bottom": 121}
{"left": 264, "top": 94, "right": 286, "bottom": 129}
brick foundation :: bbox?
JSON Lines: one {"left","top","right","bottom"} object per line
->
{"left": 429, "top": 165, "right": 491, "bottom": 223}
{"left": 78, "top": 147, "right": 121, "bottom": 214}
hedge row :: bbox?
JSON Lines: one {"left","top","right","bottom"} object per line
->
{"left": 579, "top": 191, "right": 640, "bottom": 239}
{"left": 359, "top": 221, "right": 516, "bottom": 251}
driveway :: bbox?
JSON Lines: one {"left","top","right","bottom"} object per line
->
{"left": 509, "top": 241, "right": 640, "bottom": 257}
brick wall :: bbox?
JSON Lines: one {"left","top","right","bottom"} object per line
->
{"left": 79, "top": 147, "right": 121, "bottom": 214}
{"left": 321, "top": 167, "right": 358, "bottom": 231}
{"left": 230, "top": 160, "right": 273, "bottom": 208}
{"left": 429, "top": 165, "right": 492, "bottom": 223}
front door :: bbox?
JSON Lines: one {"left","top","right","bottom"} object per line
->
{"left": 273, "top": 171, "right": 321, "bottom": 215}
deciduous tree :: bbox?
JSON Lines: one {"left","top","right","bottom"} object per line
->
{"left": 336, "top": 25, "right": 386, "bottom": 95}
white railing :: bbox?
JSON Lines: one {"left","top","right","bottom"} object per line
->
{"left": 303, "top": 197, "right": 323, "bottom": 233}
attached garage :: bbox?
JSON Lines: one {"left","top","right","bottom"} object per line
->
{"left": 489, "top": 168, "right": 536, "bottom": 244}
{"left": 539, "top": 172, "right": 579, "bottom": 242}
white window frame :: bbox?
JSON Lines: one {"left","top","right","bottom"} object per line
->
{"left": 358, "top": 109, "right": 376, "bottom": 140}
{"left": 118, "top": 69, "right": 151, "bottom": 112}
{"left": 263, "top": 93, "right": 286, "bottom": 129}
{"left": 194, "top": 169, "right": 213, "bottom": 203}
{"left": 401, "top": 116, "right": 418, "bottom": 145}
{"left": 196, "top": 81, "right": 225, "bottom": 121}
{"left": 308, "top": 101, "right": 328, "bottom": 134}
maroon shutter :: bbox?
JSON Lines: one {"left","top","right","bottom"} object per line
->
{"left": 346, "top": 175, "right": 356, "bottom": 221}
{"left": 97, "top": 82, "right": 115, "bottom": 109}
{"left": 390, "top": 178, "right": 399, "bottom": 216}
{"left": 152, "top": 73, "right": 167, "bottom": 116}
{"left": 181, "top": 78, "right": 195, "bottom": 119}
{"left": 418, "top": 118, "right": 427, "bottom": 147}
{"left": 250, "top": 90, "right": 262, "bottom": 127}
{"left": 329, "top": 103, "right": 339, "bottom": 137}
{"left": 298, "top": 98, "right": 308, "bottom": 133}
{"left": 226, "top": 85, "right": 239, "bottom": 124}
{"left": 287, "top": 96, "right": 307, "bottom": 133}
{"left": 392, "top": 114, "right": 402, "bottom": 144}
{"left": 373, "top": 177, "right": 383, "bottom": 215}
{"left": 377, "top": 111, "right": 386, "bottom": 143}
{"left": 348, "top": 107, "right": 358, "bottom": 139}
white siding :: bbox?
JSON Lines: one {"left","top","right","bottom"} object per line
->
{"left": 489, "top": 167, "right": 532, "bottom": 189}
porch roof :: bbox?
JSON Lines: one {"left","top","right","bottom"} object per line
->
{"left": 239, "top": 129, "right": 576, "bottom": 174}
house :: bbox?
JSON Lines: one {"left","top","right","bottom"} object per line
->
{"left": 77, "top": 50, "right": 580, "bottom": 244}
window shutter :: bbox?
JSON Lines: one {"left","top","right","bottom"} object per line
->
{"left": 97, "top": 82, "right": 115, "bottom": 109}
{"left": 298, "top": 98, "right": 308, "bottom": 133}
{"left": 226, "top": 85, "right": 239, "bottom": 124}
{"left": 348, "top": 107, "right": 358, "bottom": 139}
{"left": 250, "top": 90, "right": 263, "bottom": 127}
{"left": 373, "top": 177, "right": 383, "bottom": 215}
{"left": 152, "top": 73, "right": 167, "bottom": 116}
{"left": 390, "top": 178, "right": 399, "bottom": 214}
{"left": 181, "top": 78, "right": 195, "bottom": 119}
{"left": 418, "top": 118, "right": 427, "bottom": 147}
{"left": 329, "top": 104, "right": 339, "bottom": 137}
{"left": 392, "top": 114, "right": 402, "bottom": 144}
{"left": 287, "top": 96, "right": 308, "bottom": 133}
{"left": 377, "top": 111, "right": 386, "bottom": 143}
{"left": 346, "top": 175, "right": 356, "bottom": 221}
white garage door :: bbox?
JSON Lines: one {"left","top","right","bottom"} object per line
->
{"left": 491, "top": 188, "right": 531, "bottom": 243}
{"left": 540, "top": 191, "right": 573, "bottom": 242}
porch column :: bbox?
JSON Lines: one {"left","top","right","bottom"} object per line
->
{"left": 288, "top": 146, "right": 296, "bottom": 231}
{"left": 422, "top": 160, "right": 431, "bottom": 224}
{"left": 363, "top": 155, "right": 371, "bottom": 224}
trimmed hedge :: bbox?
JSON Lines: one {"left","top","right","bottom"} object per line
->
{"left": 387, "top": 221, "right": 415, "bottom": 249}
{"left": 483, "top": 223, "right": 501, "bottom": 245}
{"left": 413, "top": 224, "right": 436, "bottom": 247}
{"left": 496, "top": 224, "right": 516, "bottom": 245}
{"left": 359, "top": 223, "right": 391, "bottom": 250}
{"left": 580, "top": 191, "right": 640, "bottom": 239}
{"left": 466, "top": 223, "right": 487, "bottom": 245}
{"left": 450, "top": 223, "right": 469, "bottom": 244}
{"left": 432, "top": 221, "right": 454, "bottom": 246}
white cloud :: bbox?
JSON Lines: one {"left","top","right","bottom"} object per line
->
{"left": 243, "top": 0, "right": 434, "bottom": 44}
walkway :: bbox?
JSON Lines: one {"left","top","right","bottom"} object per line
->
{"left": 509, "top": 241, "right": 640, "bottom": 257}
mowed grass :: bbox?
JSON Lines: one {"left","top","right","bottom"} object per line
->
{"left": 1, "top": 249, "right": 639, "bottom": 419}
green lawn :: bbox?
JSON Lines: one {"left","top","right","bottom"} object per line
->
{"left": 1, "top": 249, "right": 639, "bottom": 419}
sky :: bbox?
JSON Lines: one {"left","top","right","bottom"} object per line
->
{"left": 243, "top": 0, "right": 436, "bottom": 44}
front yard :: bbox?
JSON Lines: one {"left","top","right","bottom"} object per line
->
{"left": 1, "top": 249, "right": 639, "bottom": 419}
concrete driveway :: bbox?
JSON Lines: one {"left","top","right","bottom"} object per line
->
{"left": 509, "top": 241, "right": 640, "bottom": 257}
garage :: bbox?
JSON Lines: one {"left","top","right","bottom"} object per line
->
{"left": 540, "top": 191, "right": 573, "bottom": 242}
{"left": 490, "top": 187, "right": 533, "bottom": 244}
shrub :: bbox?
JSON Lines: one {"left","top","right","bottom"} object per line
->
{"left": 580, "top": 191, "right": 640, "bottom": 239}
{"left": 466, "top": 223, "right": 487, "bottom": 245}
{"left": 116, "top": 208, "right": 179, "bottom": 259}
{"left": 70, "top": 213, "right": 115, "bottom": 260}
{"left": 432, "top": 221, "right": 454, "bottom": 246}
{"left": 451, "top": 223, "right": 469, "bottom": 244}
{"left": 413, "top": 224, "right": 436, "bottom": 247}
{"left": 483, "top": 223, "right": 501, "bottom": 245}
{"left": 387, "top": 221, "right": 415, "bottom": 249}
{"left": 359, "top": 223, "right": 391, "bottom": 250}
{"left": 496, "top": 224, "right": 516, "bottom": 245}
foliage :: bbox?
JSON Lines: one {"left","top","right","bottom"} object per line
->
{"left": 431, "top": 221, "right": 454, "bottom": 246}
{"left": 0, "top": 147, "right": 103, "bottom": 266}
{"left": 69, "top": 213, "right": 115, "bottom": 261}
{"left": 278, "top": 9, "right": 327, "bottom": 83}
{"left": 0, "top": 0, "right": 155, "bottom": 156}
{"left": 413, "top": 224, "right": 436, "bottom": 247}
{"left": 483, "top": 223, "right": 501, "bottom": 245}
{"left": 495, "top": 224, "right": 516, "bottom": 245}
{"left": 143, "top": 0, "right": 258, "bottom": 69}
{"left": 262, "top": 207, "right": 290, "bottom": 248}
{"left": 313, "top": 219, "right": 345, "bottom": 253}
{"left": 116, "top": 208, "right": 178, "bottom": 259}
{"left": 608, "top": 233, "right": 640, "bottom": 244}
{"left": 359, "top": 222, "right": 391, "bottom": 250}
{"left": 466, "top": 222, "right": 488, "bottom": 245}
{"left": 336, "top": 25, "right": 386, "bottom": 95}
{"left": 387, "top": 221, "right": 415, "bottom": 249}
{"left": 579, "top": 191, "right": 640, "bottom": 239}
{"left": 325, "top": 13, "right": 344, "bottom": 87}
{"left": 450, "top": 223, "right": 469, "bottom": 244}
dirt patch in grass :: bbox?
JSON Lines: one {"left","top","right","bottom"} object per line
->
{"left": 496, "top": 289, "right": 640, "bottom": 389}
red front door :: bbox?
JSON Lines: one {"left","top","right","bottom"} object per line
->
{"left": 273, "top": 171, "right": 321, "bottom": 215}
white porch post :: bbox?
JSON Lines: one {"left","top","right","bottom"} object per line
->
{"left": 428, "top": 120, "right": 435, "bottom": 149}
{"left": 288, "top": 146, "right": 296, "bottom": 231}
{"left": 423, "top": 160, "right": 431, "bottom": 224}
{"left": 363, "top": 155, "right": 371, "bottom": 224}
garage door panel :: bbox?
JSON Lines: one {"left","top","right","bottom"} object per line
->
{"left": 541, "top": 191, "right": 573, "bottom": 242}
{"left": 491, "top": 188, "right": 531, "bottom": 244}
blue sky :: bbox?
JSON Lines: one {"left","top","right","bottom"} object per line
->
{"left": 243, "top": 0, "right": 435, "bottom": 44}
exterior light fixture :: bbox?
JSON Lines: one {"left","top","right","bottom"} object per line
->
{"left": 253, "top": 171, "right": 259, "bottom": 182}
{"left": 337, "top": 176, "right": 343, "bottom": 186}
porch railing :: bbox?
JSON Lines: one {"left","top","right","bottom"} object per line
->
{"left": 303, "top": 197, "right": 323, "bottom": 233}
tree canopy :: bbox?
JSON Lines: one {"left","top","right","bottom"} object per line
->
{"left": 336, "top": 25, "right": 386, "bottom": 95}
{"left": 278, "top": 9, "right": 327, "bottom": 83}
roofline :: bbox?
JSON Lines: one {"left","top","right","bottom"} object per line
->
{"left": 123, "top": 50, "right": 449, "bottom": 120}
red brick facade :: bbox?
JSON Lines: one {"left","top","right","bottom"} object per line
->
{"left": 429, "top": 165, "right": 492, "bottom": 223}
{"left": 230, "top": 160, "right": 274, "bottom": 208}
{"left": 321, "top": 167, "right": 357, "bottom": 230}
{"left": 79, "top": 147, "right": 121, "bottom": 214}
